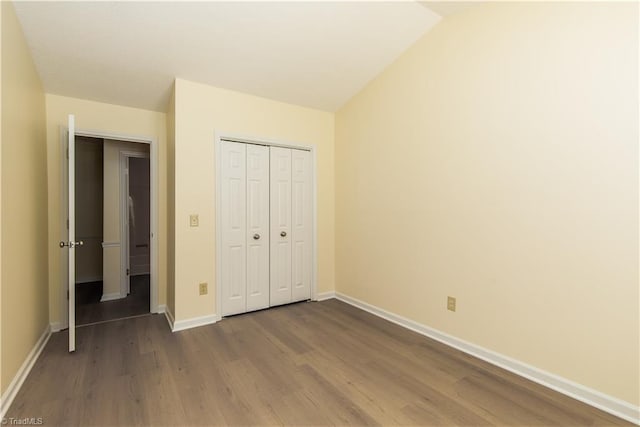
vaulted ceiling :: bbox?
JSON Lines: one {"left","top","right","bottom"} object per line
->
{"left": 13, "top": 1, "right": 467, "bottom": 112}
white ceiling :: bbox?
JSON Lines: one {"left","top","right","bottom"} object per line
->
{"left": 13, "top": 1, "right": 443, "bottom": 112}
{"left": 419, "top": 1, "right": 478, "bottom": 17}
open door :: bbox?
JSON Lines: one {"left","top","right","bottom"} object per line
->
{"left": 59, "top": 114, "right": 82, "bottom": 352}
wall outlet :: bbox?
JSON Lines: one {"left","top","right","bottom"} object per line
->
{"left": 447, "top": 296, "right": 456, "bottom": 312}
{"left": 199, "top": 282, "right": 208, "bottom": 295}
{"left": 190, "top": 214, "right": 199, "bottom": 227}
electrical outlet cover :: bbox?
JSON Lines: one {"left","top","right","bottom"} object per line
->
{"left": 447, "top": 296, "right": 456, "bottom": 312}
{"left": 199, "top": 282, "right": 208, "bottom": 295}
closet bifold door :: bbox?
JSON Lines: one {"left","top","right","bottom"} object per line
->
{"left": 220, "top": 141, "right": 247, "bottom": 316}
{"left": 291, "top": 149, "right": 312, "bottom": 302}
{"left": 245, "top": 144, "right": 270, "bottom": 312}
{"left": 270, "top": 147, "right": 293, "bottom": 306}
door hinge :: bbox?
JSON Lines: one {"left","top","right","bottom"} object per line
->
{"left": 67, "top": 290, "right": 69, "bottom": 300}
{"left": 66, "top": 148, "right": 69, "bottom": 159}
{"left": 127, "top": 268, "right": 130, "bottom": 276}
{"left": 66, "top": 219, "right": 69, "bottom": 229}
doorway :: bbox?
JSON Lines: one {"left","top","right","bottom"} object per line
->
{"left": 72, "top": 137, "right": 151, "bottom": 326}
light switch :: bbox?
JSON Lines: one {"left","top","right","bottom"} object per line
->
{"left": 190, "top": 214, "right": 199, "bottom": 227}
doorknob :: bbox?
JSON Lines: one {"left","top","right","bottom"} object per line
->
{"left": 253, "top": 234, "right": 260, "bottom": 240}
{"left": 59, "top": 241, "right": 84, "bottom": 248}
{"left": 280, "top": 231, "right": 287, "bottom": 237}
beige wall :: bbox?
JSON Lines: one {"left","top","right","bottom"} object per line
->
{"left": 45, "top": 94, "right": 167, "bottom": 325}
{"left": 102, "top": 139, "right": 149, "bottom": 299}
{"left": 0, "top": 2, "right": 4, "bottom": 395}
{"left": 172, "top": 78, "right": 335, "bottom": 321}
{"left": 335, "top": 2, "right": 639, "bottom": 406}
{"left": 1, "top": 1, "right": 48, "bottom": 395}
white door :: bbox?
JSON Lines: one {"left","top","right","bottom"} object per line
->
{"left": 245, "top": 144, "right": 270, "bottom": 312}
{"left": 220, "top": 141, "right": 247, "bottom": 316}
{"left": 291, "top": 149, "right": 312, "bottom": 302}
{"left": 270, "top": 147, "right": 293, "bottom": 306}
{"left": 61, "top": 115, "right": 81, "bottom": 352}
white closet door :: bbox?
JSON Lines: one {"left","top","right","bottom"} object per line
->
{"left": 220, "top": 141, "right": 247, "bottom": 316}
{"left": 245, "top": 144, "right": 270, "bottom": 312}
{"left": 270, "top": 147, "right": 292, "bottom": 306}
{"left": 291, "top": 149, "right": 312, "bottom": 302}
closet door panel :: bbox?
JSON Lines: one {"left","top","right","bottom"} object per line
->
{"left": 270, "top": 147, "right": 292, "bottom": 306}
{"left": 291, "top": 149, "right": 312, "bottom": 302}
{"left": 220, "top": 141, "right": 247, "bottom": 316}
{"left": 246, "top": 144, "right": 270, "bottom": 312}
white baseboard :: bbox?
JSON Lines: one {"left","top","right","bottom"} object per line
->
{"left": 130, "top": 271, "right": 150, "bottom": 277}
{"left": 0, "top": 325, "right": 52, "bottom": 419}
{"left": 75, "top": 276, "right": 102, "bottom": 284}
{"left": 171, "top": 313, "right": 220, "bottom": 332}
{"left": 100, "top": 292, "right": 125, "bottom": 302}
{"left": 156, "top": 304, "right": 166, "bottom": 314}
{"left": 164, "top": 306, "right": 175, "bottom": 330}
{"left": 49, "top": 322, "right": 64, "bottom": 333}
{"left": 333, "top": 292, "right": 640, "bottom": 425}
{"left": 315, "top": 291, "right": 336, "bottom": 301}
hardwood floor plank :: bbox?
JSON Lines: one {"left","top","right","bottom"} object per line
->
{"left": 296, "top": 364, "right": 381, "bottom": 426}
{"left": 170, "top": 363, "right": 226, "bottom": 426}
{"left": 294, "top": 350, "right": 415, "bottom": 425}
{"left": 5, "top": 300, "right": 634, "bottom": 426}
{"left": 277, "top": 389, "right": 334, "bottom": 426}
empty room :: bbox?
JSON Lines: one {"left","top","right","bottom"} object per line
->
{"left": 1, "top": 1, "right": 638, "bottom": 426}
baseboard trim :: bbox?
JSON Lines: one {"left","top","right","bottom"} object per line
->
{"left": 0, "top": 325, "right": 52, "bottom": 419}
{"left": 156, "top": 304, "right": 166, "bottom": 314}
{"left": 75, "top": 276, "right": 103, "bottom": 284}
{"left": 333, "top": 292, "right": 640, "bottom": 425}
{"left": 164, "top": 306, "right": 175, "bottom": 330}
{"left": 315, "top": 291, "right": 335, "bottom": 301}
{"left": 100, "top": 292, "right": 124, "bottom": 302}
{"left": 171, "top": 313, "right": 220, "bottom": 332}
{"left": 130, "top": 271, "right": 150, "bottom": 277}
{"left": 49, "top": 322, "right": 63, "bottom": 333}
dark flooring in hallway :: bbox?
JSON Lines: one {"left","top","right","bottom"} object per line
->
{"left": 75, "top": 274, "right": 150, "bottom": 325}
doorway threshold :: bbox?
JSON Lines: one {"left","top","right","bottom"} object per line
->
{"left": 75, "top": 312, "right": 153, "bottom": 329}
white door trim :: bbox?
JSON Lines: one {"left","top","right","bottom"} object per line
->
{"left": 119, "top": 151, "right": 150, "bottom": 300}
{"left": 59, "top": 127, "right": 160, "bottom": 331}
{"left": 67, "top": 116, "right": 76, "bottom": 352}
{"left": 214, "top": 132, "right": 319, "bottom": 319}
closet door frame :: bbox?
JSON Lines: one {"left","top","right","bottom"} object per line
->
{"left": 214, "top": 132, "right": 318, "bottom": 318}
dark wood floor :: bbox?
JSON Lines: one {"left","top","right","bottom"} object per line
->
{"left": 7, "top": 299, "right": 631, "bottom": 426}
{"left": 76, "top": 275, "right": 150, "bottom": 326}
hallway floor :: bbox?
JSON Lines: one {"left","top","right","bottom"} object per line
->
{"left": 75, "top": 274, "right": 150, "bottom": 325}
